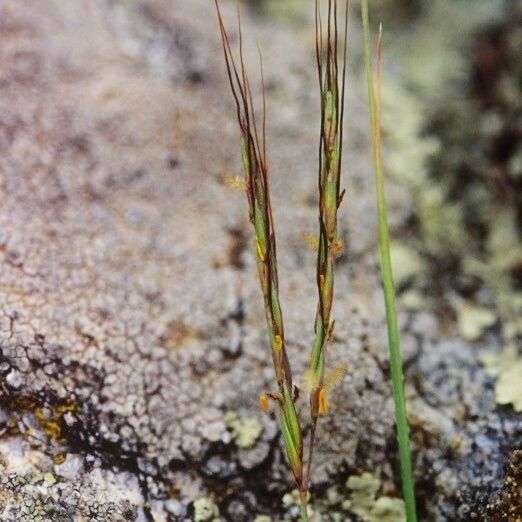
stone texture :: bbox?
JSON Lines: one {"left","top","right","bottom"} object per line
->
{"left": 0, "top": 0, "right": 519, "bottom": 520}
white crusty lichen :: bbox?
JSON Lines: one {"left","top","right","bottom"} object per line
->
{"left": 0, "top": 438, "right": 140, "bottom": 522}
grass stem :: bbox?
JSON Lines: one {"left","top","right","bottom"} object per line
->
{"left": 299, "top": 491, "right": 309, "bottom": 522}
{"left": 360, "top": 2, "right": 418, "bottom": 521}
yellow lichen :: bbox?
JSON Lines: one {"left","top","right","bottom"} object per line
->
{"left": 53, "top": 454, "right": 66, "bottom": 465}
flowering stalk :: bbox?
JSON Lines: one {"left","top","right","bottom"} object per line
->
{"left": 305, "top": 0, "right": 349, "bottom": 488}
{"left": 215, "top": 2, "right": 348, "bottom": 520}
{"left": 214, "top": 0, "right": 305, "bottom": 510}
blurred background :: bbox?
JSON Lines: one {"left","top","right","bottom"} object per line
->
{"left": 0, "top": 1, "right": 520, "bottom": 521}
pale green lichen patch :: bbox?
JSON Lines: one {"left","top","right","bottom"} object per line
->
{"left": 253, "top": 515, "right": 272, "bottom": 522}
{"left": 282, "top": 489, "right": 313, "bottom": 520}
{"left": 372, "top": 496, "right": 408, "bottom": 522}
{"left": 480, "top": 346, "right": 522, "bottom": 412}
{"left": 380, "top": 79, "right": 441, "bottom": 191}
{"left": 417, "top": 185, "right": 466, "bottom": 253}
{"left": 193, "top": 497, "right": 220, "bottom": 522}
{"left": 279, "top": 472, "right": 407, "bottom": 520}
{"left": 399, "top": 289, "right": 424, "bottom": 311}
{"left": 344, "top": 472, "right": 406, "bottom": 522}
{"left": 345, "top": 472, "right": 380, "bottom": 517}
{"left": 465, "top": 207, "right": 522, "bottom": 344}
{"left": 457, "top": 302, "right": 497, "bottom": 342}
{"left": 43, "top": 473, "right": 56, "bottom": 486}
{"left": 224, "top": 411, "right": 263, "bottom": 449}
{"left": 282, "top": 489, "right": 310, "bottom": 507}
{"left": 461, "top": 208, "right": 522, "bottom": 410}
{"left": 390, "top": 243, "right": 424, "bottom": 288}
{"left": 496, "top": 364, "right": 522, "bottom": 412}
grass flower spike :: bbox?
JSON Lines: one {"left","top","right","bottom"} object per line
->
{"left": 306, "top": 0, "right": 349, "bottom": 486}
{"left": 214, "top": 0, "right": 304, "bottom": 503}
{"left": 215, "top": 2, "right": 348, "bottom": 520}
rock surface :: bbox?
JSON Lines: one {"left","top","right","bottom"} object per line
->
{"left": 0, "top": 0, "right": 519, "bottom": 520}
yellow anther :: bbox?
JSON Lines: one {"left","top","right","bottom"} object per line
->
{"left": 274, "top": 335, "right": 283, "bottom": 353}
{"left": 318, "top": 388, "right": 328, "bottom": 416}
{"left": 319, "top": 274, "right": 325, "bottom": 287}
{"left": 259, "top": 393, "right": 270, "bottom": 414}
{"left": 256, "top": 240, "right": 265, "bottom": 262}
{"left": 223, "top": 172, "right": 246, "bottom": 190}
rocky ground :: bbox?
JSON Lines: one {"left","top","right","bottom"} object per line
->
{"left": 0, "top": 1, "right": 520, "bottom": 521}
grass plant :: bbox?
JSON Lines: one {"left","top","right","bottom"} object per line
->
{"left": 215, "top": 1, "right": 417, "bottom": 520}
{"left": 214, "top": 2, "right": 348, "bottom": 520}
{"left": 360, "top": 1, "right": 418, "bottom": 520}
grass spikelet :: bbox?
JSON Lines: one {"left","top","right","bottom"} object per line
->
{"left": 214, "top": 1, "right": 306, "bottom": 515}
{"left": 305, "top": 0, "right": 349, "bottom": 489}
{"left": 215, "top": 2, "right": 349, "bottom": 520}
{"left": 360, "top": 2, "right": 417, "bottom": 520}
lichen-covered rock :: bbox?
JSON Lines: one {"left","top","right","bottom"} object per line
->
{"left": 0, "top": 439, "right": 140, "bottom": 521}
{"left": 0, "top": 0, "right": 519, "bottom": 520}
{"left": 0, "top": 0, "right": 399, "bottom": 511}
{"left": 342, "top": 472, "right": 406, "bottom": 522}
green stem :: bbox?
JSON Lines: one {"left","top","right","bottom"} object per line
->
{"left": 360, "top": 2, "right": 417, "bottom": 521}
{"left": 299, "top": 491, "right": 309, "bottom": 522}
